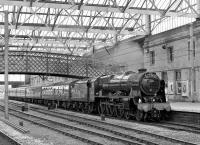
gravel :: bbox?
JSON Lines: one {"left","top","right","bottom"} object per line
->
{"left": 0, "top": 118, "right": 51, "bottom": 145}
{"left": 7, "top": 100, "right": 200, "bottom": 145}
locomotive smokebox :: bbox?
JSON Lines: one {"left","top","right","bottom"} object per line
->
{"left": 138, "top": 68, "right": 147, "bottom": 73}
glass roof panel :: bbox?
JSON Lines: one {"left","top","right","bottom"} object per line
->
{"left": 0, "top": 0, "right": 197, "bottom": 55}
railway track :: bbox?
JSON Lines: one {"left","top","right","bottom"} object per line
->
{"left": 90, "top": 110, "right": 200, "bottom": 135}
{"left": 115, "top": 116, "right": 200, "bottom": 135}
{"left": 9, "top": 102, "right": 198, "bottom": 145}
{"left": 147, "top": 121, "right": 200, "bottom": 134}
{"left": 10, "top": 101, "right": 200, "bottom": 135}
{"left": 0, "top": 105, "right": 145, "bottom": 145}
{"left": 0, "top": 130, "right": 22, "bottom": 145}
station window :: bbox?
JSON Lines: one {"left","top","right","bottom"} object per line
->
{"left": 149, "top": 51, "right": 155, "bottom": 65}
{"left": 167, "top": 46, "right": 174, "bottom": 63}
{"left": 175, "top": 70, "right": 181, "bottom": 81}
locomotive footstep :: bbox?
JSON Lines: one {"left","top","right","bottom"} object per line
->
{"left": 136, "top": 110, "right": 144, "bottom": 121}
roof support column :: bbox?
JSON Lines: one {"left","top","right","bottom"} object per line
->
{"left": 4, "top": 11, "right": 9, "bottom": 120}
{"left": 145, "top": 0, "right": 151, "bottom": 35}
{"left": 145, "top": 15, "right": 151, "bottom": 35}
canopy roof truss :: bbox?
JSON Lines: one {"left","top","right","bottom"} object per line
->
{"left": 0, "top": 0, "right": 198, "bottom": 55}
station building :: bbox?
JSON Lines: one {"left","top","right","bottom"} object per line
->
{"left": 144, "top": 21, "right": 200, "bottom": 102}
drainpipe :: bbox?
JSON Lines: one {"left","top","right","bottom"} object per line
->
{"left": 190, "top": 23, "right": 195, "bottom": 102}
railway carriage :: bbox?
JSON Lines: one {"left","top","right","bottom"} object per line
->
{"left": 9, "top": 86, "right": 42, "bottom": 103}
{"left": 67, "top": 79, "right": 97, "bottom": 112}
{"left": 39, "top": 82, "right": 70, "bottom": 107}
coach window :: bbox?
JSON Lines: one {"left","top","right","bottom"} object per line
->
{"left": 150, "top": 51, "right": 155, "bottom": 65}
{"left": 167, "top": 46, "right": 174, "bottom": 63}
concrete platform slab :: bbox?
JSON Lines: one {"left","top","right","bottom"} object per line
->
{"left": 0, "top": 120, "right": 51, "bottom": 145}
{"left": 170, "top": 102, "right": 200, "bottom": 113}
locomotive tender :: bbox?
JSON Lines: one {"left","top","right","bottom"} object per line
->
{"left": 9, "top": 69, "right": 171, "bottom": 121}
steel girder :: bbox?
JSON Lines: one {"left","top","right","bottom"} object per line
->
{"left": 0, "top": 0, "right": 197, "bottom": 18}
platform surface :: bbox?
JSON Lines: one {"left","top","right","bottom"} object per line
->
{"left": 170, "top": 102, "right": 200, "bottom": 113}
{"left": 0, "top": 119, "right": 51, "bottom": 145}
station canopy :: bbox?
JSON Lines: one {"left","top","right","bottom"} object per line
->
{"left": 0, "top": 0, "right": 197, "bottom": 55}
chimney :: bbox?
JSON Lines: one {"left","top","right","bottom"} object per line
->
{"left": 138, "top": 68, "right": 147, "bottom": 73}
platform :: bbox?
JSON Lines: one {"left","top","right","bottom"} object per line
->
{"left": 0, "top": 119, "right": 51, "bottom": 145}
{"left": 170, "top": 102, "right": 200, "bottom": 113}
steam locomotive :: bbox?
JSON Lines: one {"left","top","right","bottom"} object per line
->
{"left": 9, "top": 69, "right": 171, "bottom": 121}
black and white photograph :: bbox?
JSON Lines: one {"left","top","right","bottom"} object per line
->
{"left": 0, "top": 0, "right": 200, "bottom": 145}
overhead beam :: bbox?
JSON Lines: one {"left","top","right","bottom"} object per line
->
{"left": 0, "top": 39, "right": 90, "bottom": 46}
{"left": 0, "top": 22, "right": 145, "bottom": 35}
{"left": 1, "top": 34, "right": 106, "bottom": 41}
{"left": 0, "top": 10, "right": 130, "bottom": 20}
{"left": 7, "top": 44, "right": 87, "bottom": 50}
{"left": 0, "top": 0, "right": 197, "bottom": 18}
{"left": 0, "top": 38, "right": 113, "bottom": 47}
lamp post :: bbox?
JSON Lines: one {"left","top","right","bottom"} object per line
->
{"left": 4, "top": 11, "right": 9, "bottom": 119}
